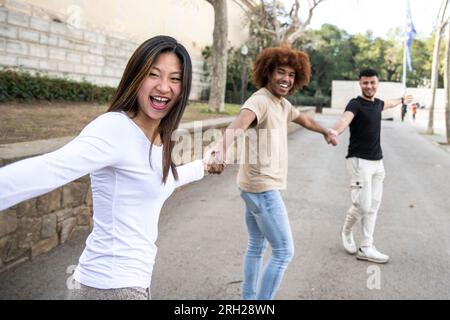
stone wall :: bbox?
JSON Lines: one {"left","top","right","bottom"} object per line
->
{"left": 0, "top": 0, "right": 206, "bottom": 99}
{"left": 0, "top": 176, "right": 92, "bottom": 271}
{"left": 0, "top": 108, "right": 315, "bottom": 273}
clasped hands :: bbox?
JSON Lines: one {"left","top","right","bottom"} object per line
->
{"left": 325, "top": 128, "right": 338, "bottom": 146}
{"left": 202, "top": 128, "right": 338, "bottom": 174}
{"left": 203, "top": 147, "right": 226, "bottom": 174}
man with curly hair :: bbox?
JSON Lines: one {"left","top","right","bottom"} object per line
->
{"left": 210, "top": 46, "right": 337, "bottom": 300}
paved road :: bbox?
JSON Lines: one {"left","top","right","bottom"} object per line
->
{"left": 1, "top": 114, "right": 449, "bottom": 300}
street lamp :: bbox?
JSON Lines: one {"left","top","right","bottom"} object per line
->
{"left": 240, "top": 45, "right": 248, "bottom": 105}
{"left": 240, "top": 45, "right": 248, "bottom": 56}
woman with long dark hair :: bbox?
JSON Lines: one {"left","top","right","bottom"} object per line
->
{"left": 0, "top": 35, "right": 219, "bottom": 299}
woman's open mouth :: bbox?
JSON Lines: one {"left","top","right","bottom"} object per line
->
{"left": 150, "top": 96, "right": 170, "bottom": 111}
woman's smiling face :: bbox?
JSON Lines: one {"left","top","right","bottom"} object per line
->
{"left": 136, "top": 51, "right": 182, "bottom": 123}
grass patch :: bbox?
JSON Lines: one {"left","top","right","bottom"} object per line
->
{"left": 0, "top": 101, "right": 240, "bottom": 144}
{"left": 182, "top": 102, "right": 241, "bottom": 122}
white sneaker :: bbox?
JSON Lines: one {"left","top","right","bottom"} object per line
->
{"left": 341, "top": 230, "right": 357, "bottom": 254}
{"left": 356, "top": 246, "right": 389, "bottom": 263}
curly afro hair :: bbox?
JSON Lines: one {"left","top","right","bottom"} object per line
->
{"left": 252, "top": 46, "right": 311, "bottom": 95}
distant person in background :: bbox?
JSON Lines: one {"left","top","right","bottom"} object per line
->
{"left": 401, "top": 102, "right": 407, "bottom": 122}
{"left": 412, "top": 103, "right": 417, "bottom": 121}
{"left": 331, "top": 68, "right": 412, "bottom": 264}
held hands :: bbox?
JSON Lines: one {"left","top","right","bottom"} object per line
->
{"left": 203, "top": 147, "right": 226, "bottom": 174}
{"left": 325, "top": 128, "right": 338, "bottom": 146}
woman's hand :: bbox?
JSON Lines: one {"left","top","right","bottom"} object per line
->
{"left": 203, "top": 148, "right": 226, "bottom": 174}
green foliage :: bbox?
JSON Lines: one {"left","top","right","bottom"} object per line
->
{"left": 203, "top": 22, "right": 437, "bottom": 107}
{"left": 294, "top": 24, "right": 355, "bottom": 96}
{"left": 407, "top": 37, "right": 433, "bottom": 87}
{"left": 188, "top": 102, "right": 241, "bottom": 115}
{"left": 293, "top": 24, "right": 434, "bottom": 92}
{"left": 202, "top": 45, "right": 256, "bottom": 105}
{"left": 287, "top": 94, "right": 330, "bottom": 108}
{"left": 0, "top": 70, "right": 115, "bottom": 103}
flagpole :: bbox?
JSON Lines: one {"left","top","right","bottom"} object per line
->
{"left": 402, "top": 0, "right": 408, "bottom": 89}
{"left": 404, "top": 0, "right": 417, "bottom": 91}
{"left": 402, "top": 36, "right": 407, "bottom": 89}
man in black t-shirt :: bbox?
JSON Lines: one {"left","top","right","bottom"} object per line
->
{"left": 331, "top": 68, "right": 412, "bottom": 264}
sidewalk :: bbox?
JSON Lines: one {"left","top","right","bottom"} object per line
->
{"left": 407, "top": 112, "right": 450, "bottom": 154}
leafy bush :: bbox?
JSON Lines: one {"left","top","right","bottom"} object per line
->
{"left": 0, "top": 70, "right": 116, "bottom": 104}
{"left": 287, "top": 94, "right": 331, "bottom": 108}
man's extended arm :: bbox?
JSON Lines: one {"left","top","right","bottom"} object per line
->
{"left": 205, "top": 109, "right": 256, "bottom": 173}
{"left": 384, "top": 94, "right": 413, "bottom": 110}
{"left": 292, "top": 113, "right": 338, "bottom": 145}
{"left": 333, "top": 111, "right": 355, "bottom": 135}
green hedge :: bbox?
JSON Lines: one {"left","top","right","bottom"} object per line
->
{"left": 287, "top": 94, "right": 331, "bottom": 108}
{"left": 0, "top": 70, "right": 116, "bottom": 103}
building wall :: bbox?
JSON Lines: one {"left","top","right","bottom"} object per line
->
{"left": 0, "top": 0, "right": 249, "bottom": 100}
{"left": 19, "top": 0, "right": 248, "bottom": 59}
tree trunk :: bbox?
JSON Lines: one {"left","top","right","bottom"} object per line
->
{"left": 240, "top": 55, "right": 248, "bottom": 104}
{"left": 427, "top": 29, "right": 442, "bottom": 135}
{"left": 207, "top": 0, "right": 228, "bottom": 112}
{"left": 447, "top": 86, "right": 450, "bottom": 143}
{"left": 446, "top": 25, "right": 450, "bottom": 143}
{"left": 386, "top": 68, "right": 396, "bottom": 82}
{"left": 315, "top": 86, "right": 322, "bottom": 97}
{"left": 427, "top": 0, "right": 449, "bottom": 134}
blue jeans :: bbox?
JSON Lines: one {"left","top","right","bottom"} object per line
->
{"left": 240, "top": 189, "right": 294, "bottom": 300}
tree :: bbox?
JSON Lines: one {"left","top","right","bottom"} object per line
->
{"left": 384, "top": 28, "right": 404, "bottom": 82}
{"left": 235, "top": 0, "right": 326, "bottom": 46}
{"left": 203, "top": 45, "right": 256, "bottom": 104}
{"left": 427, "top": 0, "right": 449, "bottom": 135}
{"left": 407, "top": 37, "right": 433, "bottom": 87}
{"left": 444, "top": 23, "right": 450, "bottom": 143}
{"left": 294, "top": 24, "right": 353, "bottom": 96}
{"left": 206, "top": 0, "right": 228, "bottom": 112}
{"left": 349, "top": 34, "right": 383, "bottom": 78}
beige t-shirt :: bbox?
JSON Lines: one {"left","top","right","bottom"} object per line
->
{"left": 237, "top": 87, "right": 300, "bottom": 192}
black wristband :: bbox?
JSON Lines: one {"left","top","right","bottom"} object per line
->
{"left": 401, "top": 97, "right": 404, "bottom": 104}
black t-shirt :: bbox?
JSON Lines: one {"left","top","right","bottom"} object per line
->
{"left": 345, "top": 96, "right": 384, "bottom": 160}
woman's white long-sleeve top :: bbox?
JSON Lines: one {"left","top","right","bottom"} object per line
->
{"left": 0, "top": 111, "right": 204, "bottom": 289}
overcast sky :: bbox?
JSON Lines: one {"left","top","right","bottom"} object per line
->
{"left": 293, "top": 0, "right": 443, "bottom": 38}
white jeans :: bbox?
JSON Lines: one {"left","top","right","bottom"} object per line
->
{"left": 342, "top": 157, "right": 385, "bottom": 247}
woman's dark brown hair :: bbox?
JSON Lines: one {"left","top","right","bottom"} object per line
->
{"left": 252, "top": 46, "right": 311, "bottom": 95}
{"left": 107, "top": 35, "right": 192, "bottom": 184}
